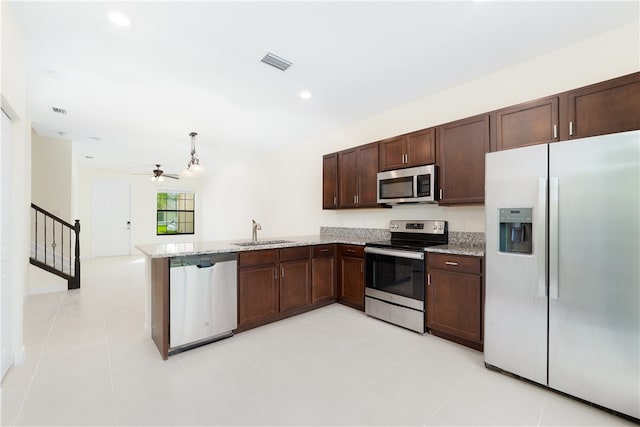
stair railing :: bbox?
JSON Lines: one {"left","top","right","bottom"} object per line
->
{"left": 30, "top": 203, "right": 81, "bottom": 289}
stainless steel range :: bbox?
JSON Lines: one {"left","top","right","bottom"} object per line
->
{"left": 364, "top": 220, "right": 448, "bottom": 333}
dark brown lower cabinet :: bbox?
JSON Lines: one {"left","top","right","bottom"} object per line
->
{"left": 238, "top": 245, "right": 338, "bottom": 331}
{"left": 312, "top": 245, "right": 336, "bottom": 304}
{"left": 427, "top": 253, "right": 484, "bottom": 351}
{"left": 338, "top": 245, "right": 365, "bottom": 310}
{"left": 279, "top": 247, "right": 311, "bottom": 314}
{"left": 238, "top": 250, "right": 279, "bottom": 327}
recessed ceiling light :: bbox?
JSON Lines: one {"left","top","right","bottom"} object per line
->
{"left": 109, "top": 11, "right": 131, "bottom": 27}
{"left": 300, "top": 90, "right": 312, "bottom": 100}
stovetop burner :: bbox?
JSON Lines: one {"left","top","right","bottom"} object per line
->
{"left": 366, "top": 220, "right": 448, "bottom": 251}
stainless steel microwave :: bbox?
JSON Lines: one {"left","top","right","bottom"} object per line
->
{"left": 377, "top": 164, "right": 438, "bottom": 204}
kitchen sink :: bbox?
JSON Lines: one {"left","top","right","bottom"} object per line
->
{"left": 232, "top": 240, "right": 293, "bottom": 247}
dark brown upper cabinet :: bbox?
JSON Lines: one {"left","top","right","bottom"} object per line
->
{"left": 561, "top": 72, "right": 640, "bottom": 140}
{"left": 322, "top": 153, "right": 338, "bottom": 209}
{"left": 338, "top": 142, "right": 379, "bottom": 208}
{"left": 491, "top": 96, "right": 559, "bottom": 151}
{"left": 378, "top": 128, "right": 435, "bottom": 171}
{"left": 436, "top": 114, "right": 490, "bottom": 205}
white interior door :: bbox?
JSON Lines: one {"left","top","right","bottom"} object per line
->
{"left": 92, "top": 180, "right": 131, "bottom": 257}
{"left": 1, "top": 109, "right": 12, "bottom": 379}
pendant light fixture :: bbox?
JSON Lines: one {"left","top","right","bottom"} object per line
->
{"left": 184, "top": 131, "right": 203, "bottom": 176}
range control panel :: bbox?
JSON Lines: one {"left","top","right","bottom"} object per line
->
{"left": 389, "top": 220, "right": 447, "bottom": 234}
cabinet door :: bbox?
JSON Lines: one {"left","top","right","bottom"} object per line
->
{"left": 339, "top": 256, "right": 364, "bottom": 310}
{"left": 279, "top": 259, "right": 311, "bottom": 314}
{"left": 356, "top": 142, "right": 379, "bottom": 207}
{"left": 322, "top": 153, "right": 338, "bottom": 209}
{"left": 378, "top": 136, "right": 406, "bottom": 171}
{"left": 312, "top": 256, "right": 336, "bottom": 304}
{"left": 338, "top": 149, "right": 358, "bottom": 208}
{"left": 427, "top": 269, "right": 482, "bottom": 343}
{"left": 493, "top": 97, "right": 559, "bottom": 151}
{"left": 238, "top": 265, "right": 279, "bottom": 326}
{"left": 437, "top": 114, "right": 489, "bottom": 205}
{"left": 406, "top": 128, "right": 435, "bottom": 167}
{"left": 565, "top": 72, "right": 640, "bottom": 140}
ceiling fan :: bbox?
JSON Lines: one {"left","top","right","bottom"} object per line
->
{"left": 150, "top": 164, "right": 179, "bottom": 182}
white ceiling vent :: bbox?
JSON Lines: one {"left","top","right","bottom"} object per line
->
{"left": 261, "top": 53, "right": 293, "bottom": 71}
{"left": 52, "top": 107, "right": 68, "bottom": 115}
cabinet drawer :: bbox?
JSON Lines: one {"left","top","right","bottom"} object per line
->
{"left": 239, "top": 249, "right": 278, "bottom": 268}
{"left": 312, "top": 244, "right": 336, "bottom": 257}
{"left": 339, "top": 245, "right": 364, "bottom": 258}
{"left": 279, "top": 246, "right": 310, "bottom": 262}
{"left": 428, "top": 253, "right": 482, "bottom": 275}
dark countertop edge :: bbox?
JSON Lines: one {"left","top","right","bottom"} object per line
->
{"left": 136, "top": 237, "right": 484, "bottom": 258}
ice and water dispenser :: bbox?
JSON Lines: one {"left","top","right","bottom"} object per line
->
{"left": 499, "top": 208, "right": 533, "bottom": 254}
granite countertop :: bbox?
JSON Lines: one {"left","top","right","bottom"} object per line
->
{"left": 136, "top": 234, "right": 484, "bottom": 258}
{"left": 135, "top": 235, "right": 375, "bottom": 258}
{"left": 425, "top": 244, "right": 485, "bottom": 257}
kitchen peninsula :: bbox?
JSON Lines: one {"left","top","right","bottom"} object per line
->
{"left": 136, "top": 228, "right": 485, "bottom": 359}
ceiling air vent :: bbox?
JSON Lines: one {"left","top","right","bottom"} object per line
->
{"left": 52, "top": 107, "right": 68, "bottom": 115}
{"left": 261, "top": 52, "right": 293, "bottom": 71}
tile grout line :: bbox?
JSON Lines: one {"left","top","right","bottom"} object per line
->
{"left": 99, "top": 291, "right": 119, "bottom": 426}
{"left": 11, "top": 294, "right": 65, "bottom": 426}
{"left": 422, "top": 364, "right": 477, "bottom": 426}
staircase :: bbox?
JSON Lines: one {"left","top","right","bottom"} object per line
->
{"left": 29, "top": 203, "right": 81, "bottom": 290}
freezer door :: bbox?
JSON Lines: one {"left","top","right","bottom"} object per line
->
{"left": 548, "top": 131, "right": 640, "bottom": 419}
{"left": 484, "top": 144, "right": 548, "bottom": 385}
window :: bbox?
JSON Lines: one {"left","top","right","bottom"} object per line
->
{"left": 156, "top": 192, "right": 195, "bottom": 235}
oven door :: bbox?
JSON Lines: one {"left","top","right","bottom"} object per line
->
{"left": 364, "top": 247, "right": 426, "bottom": 305}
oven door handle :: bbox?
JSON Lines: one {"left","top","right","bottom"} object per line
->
{"left": 364, "top": 247, "right": 424, "bottom": 260}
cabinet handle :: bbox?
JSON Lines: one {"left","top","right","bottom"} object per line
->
{"left": 356, "top": 194, "right": 359, "bottom": 204}
{"left": 427, "top": 273, "right": 431, "bottom": 286}
{"left": 347, "top": 249, "right": 355, "bottom": 253}
{"left": 353, "top": 195, "right": 357, "bottom": 204}
{"left": 439, "top": 189, "right": 443, "bottom": 200}
{"left": 281, "top": 267, "right": 285, "bottom": 278}
{"left": 274, "top": 268, "right": 278, "bottom": 279}
{"left": 445, "top": 261, "right": 458, "bottom": 266}
{"left": 569, "top": 121, "right": 574, "bottom": 136}
{"left": 320, "top": 249, "right": 329, "bottom": 253}
{"left": 333, "top": 196, "right": 337, "bottom": 206}
{"left": 553, "top": 124, "right": 558, "bottom": 139}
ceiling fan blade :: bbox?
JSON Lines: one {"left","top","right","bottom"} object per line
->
{"left": 164, "top": 174, "right": 180, "bottom": 180}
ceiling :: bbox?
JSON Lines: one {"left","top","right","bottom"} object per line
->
{"left": 10, "top": 1, "right": 639, "bottom": 176}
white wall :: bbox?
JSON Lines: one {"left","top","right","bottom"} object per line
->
{"left": 199, "top": 19, "right": 639, "bottom": 239}
{"left": 1, "top": 1, "right": 30, "bottom": 367}
{"left": 31, "top": 130, "right": 72, "bottom": 220}
{"left": 77, "top": 167, "right": 206, "bottom": 257}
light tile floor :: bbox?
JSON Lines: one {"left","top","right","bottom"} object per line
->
{"left": 1, "top": 255, "right": 636, "bottom": 426}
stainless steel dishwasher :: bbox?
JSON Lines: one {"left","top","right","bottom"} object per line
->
{"left": 169, "top": 253, "right": 237, "bottom": 353}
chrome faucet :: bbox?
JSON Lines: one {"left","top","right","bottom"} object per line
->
{"left": 251, "top": 219, "right": 262, "bottom": 244}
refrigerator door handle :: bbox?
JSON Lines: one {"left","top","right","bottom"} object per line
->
{"left": 537, "top": 177, "right": 547, "bottom": 298}
{"left": 549, "top": 177, "right": 559, "bottom": 300}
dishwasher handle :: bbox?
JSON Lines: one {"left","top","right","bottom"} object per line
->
{"left": 196, "top": 261, "right": 215, "bottom": 269}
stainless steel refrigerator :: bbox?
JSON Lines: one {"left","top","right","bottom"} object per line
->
{"left": 484, "top": 130, "right": 639, "bottom": 419}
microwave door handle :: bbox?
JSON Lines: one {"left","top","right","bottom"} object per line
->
{"left": 413, "top": 174, "right": 418, "bottom": 197}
